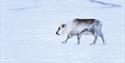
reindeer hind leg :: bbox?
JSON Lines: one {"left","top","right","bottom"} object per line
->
{"left": 90, "top": 27, "right": 99, "bottom": 45}
{"left": 99, "top": 32, "right": 106, "bottom": 44}
{"left": 90, "top": 34, "right": 98, "bottom": 45}
{"left": 76, "top": 34, "right": 81, "bottom": 45}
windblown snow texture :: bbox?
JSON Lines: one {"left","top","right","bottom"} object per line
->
{"left": 89, "top": 0, "right": 122, "bottom": 7}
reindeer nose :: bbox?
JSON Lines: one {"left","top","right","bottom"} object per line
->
{"left": 56, "top": 32, "right": 60, "bottom": 36}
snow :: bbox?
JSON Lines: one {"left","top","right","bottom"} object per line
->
{"left": 0, "top": 0, "right": 125, "bottom": 63}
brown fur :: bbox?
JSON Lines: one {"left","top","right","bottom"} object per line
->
{"left": 74, "top": 18, "right": 96, "bottom": 25}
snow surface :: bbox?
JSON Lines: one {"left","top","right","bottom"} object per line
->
{"left": 0, "top": 0, "right": 125, "bottom": 63}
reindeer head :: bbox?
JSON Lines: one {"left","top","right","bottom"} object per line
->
{"left": 56, "top": 24, "right": 66, "bottom": 36}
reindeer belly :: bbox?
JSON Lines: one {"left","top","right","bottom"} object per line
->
{"left": 72, "top": 25, "right": 89, "bottom": 33}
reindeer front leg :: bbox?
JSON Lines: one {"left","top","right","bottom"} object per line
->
{"left": 62, "top": 31, "right": 74, "bottom": 44}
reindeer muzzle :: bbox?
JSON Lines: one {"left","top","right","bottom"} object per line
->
{"left": 56, "top": 32, "right": 60, "bottom": 36}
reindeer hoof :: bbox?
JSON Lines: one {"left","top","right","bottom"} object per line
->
{"left": 102, "top": 43, "right": 106, "bottom": 45}
{"left": 75, "top": 43, "right": 80, "bottom": 45}
{"left": 90, "top": 43, "right": 95, "bottom": 45}
{"left": 62, "top": 42, "right": 66, "bottom": 44}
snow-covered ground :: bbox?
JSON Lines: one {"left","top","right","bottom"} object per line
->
{"left": 0, "top": 0, "right": 125, "bottom": 63}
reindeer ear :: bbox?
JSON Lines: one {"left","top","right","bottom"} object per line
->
{"left": 75, "top": 18, "right": 79, "bottom": 20}
{"left": 74, "top": 18, "right": 80, "bottom": 22}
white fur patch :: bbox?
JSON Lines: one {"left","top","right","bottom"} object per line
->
{"left": 58, "top": 22, "right": 90, "bottom": 35}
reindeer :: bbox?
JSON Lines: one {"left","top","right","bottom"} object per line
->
{"left": 56, "top": 18, "right": 105, "bottom": 45}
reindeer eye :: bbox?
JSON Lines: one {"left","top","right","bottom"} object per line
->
{"left": 58, "top": 27, "right": 61, "bottom": 30}
{"left": 62, "top": 24, "right": 66, "bottom": 28}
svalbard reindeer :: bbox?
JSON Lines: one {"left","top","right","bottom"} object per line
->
{"left": 56, "top": 18, "right": 105, "bottom": 45}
